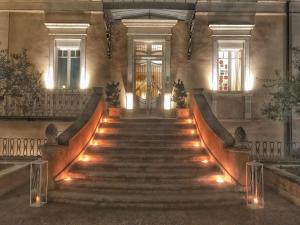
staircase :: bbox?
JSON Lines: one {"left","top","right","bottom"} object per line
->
{"left": 49, "top": 117, "right": 243, "bottom": 208}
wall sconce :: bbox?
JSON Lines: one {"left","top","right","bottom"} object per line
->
{"left": 45, "top": 68, "right": 54, "bottom": 90}
{"left": 246, "top": 161, "right": 264, "bottom": 209}
{"left": 126, "top": 92, "right": 133, "bottom": 110}
{"left": 164, "top": 93, "right": 171, "bottom": 110}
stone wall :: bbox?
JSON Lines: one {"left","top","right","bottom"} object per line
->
{"left": 0, "top": 120, "right": 71, "bottom": 138}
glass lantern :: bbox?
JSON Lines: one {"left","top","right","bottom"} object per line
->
{"left": 246, "top": 160, "right": 264, "bottom": 209}
{"left": 30, "top": 159, "right": 48, "bottom": 207}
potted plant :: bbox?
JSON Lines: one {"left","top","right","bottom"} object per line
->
{"left": 172, "top": 79, "right": 189, "bottom": 118}
{"left": 105, "top": 81, "right": 122, "bottom": 117}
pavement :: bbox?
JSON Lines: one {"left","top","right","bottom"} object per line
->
{"left": 0, "top": 186, "right": 299, "bottom": 225}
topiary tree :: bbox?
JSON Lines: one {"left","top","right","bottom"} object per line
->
{"left": 0, "top": 49, "right": 43, "bottom": 114}
{"left": 105, "top": 81, "right": 121, "bottom": 107}
{"left": 172, "top": 79, "right": 187, "bottom": 108}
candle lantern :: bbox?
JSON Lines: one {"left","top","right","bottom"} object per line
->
{"left": 246, "top": 161, "right": 264, "bottom": 209}
{"left": 30, "top": 159, "right": 48, "bottom": 207}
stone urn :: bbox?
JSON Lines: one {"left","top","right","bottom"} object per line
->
{"left": 176, "top": 108, "right": 190, "bottom": 118}
{"left": 109, "top": 107, "right": 122, "bottom": 118}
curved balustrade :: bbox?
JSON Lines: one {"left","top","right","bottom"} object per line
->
{"left": 42, "top": 87, "right": 105, "bottom": 187}
{"left": 190, "top": 88, "right": 250, "bottom": 187}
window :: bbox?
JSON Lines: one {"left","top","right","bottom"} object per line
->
{"left": 57, "top": 49, "right": 81, "bottom": 89}
{"left": 209, "top": 24, "right": 254, "bottom": 92}
{"left": 218, "top": 48, "right": 242, "bottom": 91}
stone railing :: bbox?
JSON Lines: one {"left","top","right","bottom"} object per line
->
{"left": 42, "top": 87, "right": 105, "bottom": 188}
{"left": 0, "top": 89, "right": 92, "bottom": 120}
{"left": 0, "top": 137, "right": 47, "bottom": 159}
{"left": 189, "top": 88, "right": 250, "bottom": 188}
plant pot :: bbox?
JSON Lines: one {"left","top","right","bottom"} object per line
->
{"left": 176, "top": 108, "right": 190, "bottom": 118}
{"left": 109, "top": 107, "right": 122, "bottom": 118}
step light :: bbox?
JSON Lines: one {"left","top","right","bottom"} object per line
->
{"left": 191, "top": 130, "right": 195, "bottom": 134}
{"left": 97, "top": 128, "right": 104, "bottom": 134}
{"left": 187, "top": 119, "right": 193, "bottom": 124}
{"left": 201, "top": 159, "right": 209, "bottom": 164}
{"left": 64, "top": 177, "right": 72, "bottom": 182}
{"left": 80, "top": 155, "right": 89, "bottom": 162}
{"left": 194, "top": 141, "right": 200, "bottom": 147}
{"left": 216, "top": 176, "right": 225, "bottom": 184}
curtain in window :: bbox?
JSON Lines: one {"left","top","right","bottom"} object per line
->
{"left": 230, "top": 50, "right": 242, "bottom": 91}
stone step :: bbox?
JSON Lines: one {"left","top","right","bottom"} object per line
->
{"left": 82, "top": 151, "right": 209, "bottom": 163}
{"left": 73, "top": 160, "right": 214, "bottom": 170}
{"left": 93, "top": 132, "right": 198, "bottom": 141}
{"left": 86, "top": 145, "right": 205, "bottom": 154}
{"left": 90, "top": 140, "right": 201, "bottom": 148}
{"left": 68, "top": 166, "right": 219, "bottom": 180}
{"left": 101, "top": 122, "right": 195, "bottom": 129}
{"left": 72, "top": 160, "right": 217, "bottom": 172}
{"left": 97, "top": 128, "right": 197, "bottom": 135}
{"left": 55, "top": 184, "right": 236, "bottom": 195}
{"left": 49, "top": 189, "right": 243, "bottom": 208}
{"left": 107, "top": 118, "right": 191, "bottom": 124}
{"left": 56, "top": 173, "right": 226, "bottom": 189}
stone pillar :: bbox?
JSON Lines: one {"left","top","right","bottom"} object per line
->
{"left": 244, "top": 95, "right": 252, "bottom": 120}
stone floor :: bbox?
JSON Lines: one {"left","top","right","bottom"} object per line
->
{"left": 0, "top": 186, "right": 300, "bottom": 225}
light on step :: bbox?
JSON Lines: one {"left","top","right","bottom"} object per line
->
{"left": 201, "top": 159, "right": 209, "bottom": 164}
{"left": 97, "top": 128, "right": 104, "bottom": 134}
{"left": 80, "top": 155, "right": 89, "bottom": 162}
{"left": 191, "top": 130, "right": 195, "bottom": 134}
{"left": 216, "top": 176, "right": 225, "bottom": 184}
{"left": 103, "top": 118, "right": 108, "bottom": 123}
{"left": 194, "top": 141, "right": 200, "bottom": 147}
{"left": 187, "top": 119, "right": 193, "bottom": 124}
{"left": 64, "top": 177, "right": 72, "bottom": 182}
{"left": 253, "top": 197, "right": 259, "bottom": 204}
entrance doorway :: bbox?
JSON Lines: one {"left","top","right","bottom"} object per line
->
{"left": 134, "top": 42, "right": 164, "bottom": 113}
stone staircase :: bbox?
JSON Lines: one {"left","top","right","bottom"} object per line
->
{"left": 49, "top": 117, "right": 244, "bottom": 208}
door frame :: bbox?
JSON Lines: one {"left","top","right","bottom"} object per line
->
{"left": 133, "top": 41, "right": 165, "bottom": 110}
{"left": 122, "top": 19, "right": 177, "bottom": 110}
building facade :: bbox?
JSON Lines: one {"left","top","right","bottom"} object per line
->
{"left": 0, "top": 0, "right": 300, "bottom": 142}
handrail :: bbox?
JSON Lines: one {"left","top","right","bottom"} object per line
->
{"left": 190, "top": 88, "right": 250, "bottom": 187}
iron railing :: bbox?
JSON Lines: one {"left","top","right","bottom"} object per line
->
{"left": 0, "top": 89, "right": 92, "bottom": 119}
{"left": 0, "top": 138, "right": 47, "bottom": 158}
{"left": 245, "top": 141, "right": 300, "bottom": 161}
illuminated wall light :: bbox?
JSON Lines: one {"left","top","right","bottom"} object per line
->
{"left": 125, "top": 93, "right": 133, "bottom": 109}
{"left": 209, "top": 72, "right": 218, "bottom": 91}
{"left": 103, "top": 118, "right": 108, "bottom": 123}
{"left": 187, "top": 119, "right": 193, "bottom": 124}
{"left": 45, "top": 68, "right": 54, "bottom": 89}
{"left": 244, "top": 72, "right": 254, "bottom": 91}
{"left": 164, "top": 93, "right": 172, "bottom": 110}
{"left": 80, "top": 69, "right": 89, "bottom": 89}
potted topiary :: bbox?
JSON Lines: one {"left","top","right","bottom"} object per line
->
{"left": 172, "top": 79, "right": 189, "bottom": 118}
{"left": 105, "top": 81, "right": 122, "bottom": 117}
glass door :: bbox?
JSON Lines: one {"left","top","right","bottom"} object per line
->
{"left": 134, "top": 42, "right": 164, "bottom": 111}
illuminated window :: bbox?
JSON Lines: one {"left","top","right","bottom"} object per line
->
{"left": 218, "top": 48, "right": 242, "bottom": 91}
{"left": 57, "top": 49, "right": 80, "bottom": 89}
